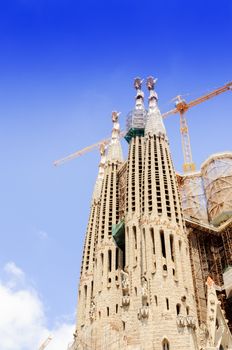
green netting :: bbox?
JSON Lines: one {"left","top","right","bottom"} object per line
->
{"left": 125, "top": 128, "right": 144, "bottom": 143}
{"left": 112, "top": 220, "right": 125, "bottom": 250}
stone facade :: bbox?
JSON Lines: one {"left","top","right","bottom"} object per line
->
{"left": 70, "top": 78, "right": 232, "bottom": 350}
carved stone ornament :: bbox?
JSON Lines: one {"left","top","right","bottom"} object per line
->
{"left": 122, "top": 295, "right": 130, "bottom": 307}
{"left": 138, "top": 306, "right": 149, "bottom": 320}
{"left": 176, "top": 315, "right": 186, "bottom": 327}
{"left": 186, "top": 315, "right": 197, "bottom": 329}
{"left": 121, "top": 269, "right": 130, "bottom": 295}
{"left": 89, "top": 301, "right": 96, "bottom": 321}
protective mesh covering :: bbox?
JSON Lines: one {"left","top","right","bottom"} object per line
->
{"left": 202, "top": 152, "right": 232, "bottom": 226}
{"left": 126, "top": 108, "right": 146, "bottom": 132}
{"left": 178, "top": 172, "right": 209, "bottom": 223}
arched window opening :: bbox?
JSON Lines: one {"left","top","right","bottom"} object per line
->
{"left": 186, "top": 306, "right": 190, "bottom": 315}
{"left": 219, "top": 345, "right": 224, "bottom": 350}
{"left": 162, "top": 339, "right": 170, "bottom": 350}
{"left": 169, "top": 235, "right": 175, "bottom": 262}
{"left": 176, "top": 303, "right": 181, "bottom": 315}
{"left": 108, "top": 250, "right": 112, "bottom": 272}
{"left": 133, "top": 226, "right": 137, "bottom": 249}
{"left": 122, "top": 321, "right": 125, "bottom": 330}
{"left": 163, "top": 264, "right": 167, "bottom": 271}
{"left": 150, "top": 228, "right": 155, "bottom": 254}
{"left": 99, "top": 311, "right": 101, "bottom": 319}
{"left": 160, "top": 230, "right": 166, "bottom": 258}
{"left": 107, "top": 307, "right": 109, "bottom": 316}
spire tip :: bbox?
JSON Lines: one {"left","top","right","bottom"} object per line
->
{"left": 112, "top": 111, "right": 120, "bottom": 123}
{"left": 134, "top": 77, "right": 143, "bottom": 90}
{"left": 146, "top": 76, "right": 158, "bottom": 90}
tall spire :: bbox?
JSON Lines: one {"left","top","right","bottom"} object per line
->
{"left": 125, "top": 78, "right": 146, "bottom": 143}
{"left": 145, "top": 76, "right": 166, "bottom": 137}
{"left": 106, "top": 111, "right": 123, "bottom": 162}
{"left": 92, "top": 144, "right": 106, "bottom": 202}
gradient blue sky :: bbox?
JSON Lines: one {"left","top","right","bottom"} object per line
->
{"left": 0, "top": 0, "right": 232, "bottom": 331}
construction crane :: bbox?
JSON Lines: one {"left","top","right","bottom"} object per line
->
{"left": 162, "top": 81, "right": 232, "bottom": 172}
{"left": 38, "top": 335, "right": 53, "bottom": 350}
{"left": 53, "top": 81, "right": 232, "bottom": 172}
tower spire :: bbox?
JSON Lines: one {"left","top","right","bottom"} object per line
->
{"left": 145, "top": 76, "right": 166, "bottom": 137}
{"left": 125, "top": 78, "right": 146, "bottom": 143}
{"left": 106, "top": 111, "right": 123, "bottom": 162}
{"left": 92, "top": 144, "right": 106, "bottom": 202}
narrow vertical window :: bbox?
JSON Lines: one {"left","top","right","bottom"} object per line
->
{"left": 150, "top": 228, "right": 155, "bottom": 254}
{"left": 108, "top": 250, "right": 112, "bottom": 272}
{"left": 160, "top": 230, "right": 166, "bottom": 258}
{"left": 176, "top": 303, "right": 181, "bottom": 315}
{"left": 91, "top": 281, "right": 93, "bottom": 298}
{"left": 166, "top": 298, "right": 169, "bottom": 310}
{"left": 116, "top": 304, "right": 118, "bottom": 313}
{"left": 133, "top": 226, "right": 137, "bottom": 249}
{"left": 107, "top": 307, "right": 109, "bottom": 316}
{"left": 155, "top": 295, "right": 158, "bottom": 306}
{"left": 170, "top": 235, "right": 175, "bottom": 262}
{"left": 115, "top": 248, "right": 119, "bottom": 270}
{"left": 101, "top": 253, "right": 104, "bottom": 276}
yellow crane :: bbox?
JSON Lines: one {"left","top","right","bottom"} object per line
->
{"left": 38, "top": 335, "right": 53, "bottom": 350}
{"left": 162, "top": 81, "right": 232, "bottom": 172}
{"left": 53, "top": 81, "right": 232, "bottom": 172}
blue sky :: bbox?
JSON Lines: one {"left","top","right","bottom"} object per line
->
{"left": 0, "top": 0, "right": 232, "bottom": 347}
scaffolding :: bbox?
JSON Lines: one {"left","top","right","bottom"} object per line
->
{"left": 187, "top": 219, "right": 232, "bottom": 333}
{"left": 201, "top": 152, "right": 232, "bottom": 226}
{"left": 124, "top": 109, "right": 146, "bottom": 143}
{"left": 68, "top": 322, "right": 129, "bottom": 350}
{"left": 178, "top": 172, "right": 209, "bottom": 223}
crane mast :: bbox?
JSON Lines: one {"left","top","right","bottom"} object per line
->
{"left": 162, "top": 81, "right": 232, "bottom": 173}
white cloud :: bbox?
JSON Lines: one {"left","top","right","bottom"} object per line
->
{"left": 0, "top": 262, "right": 75, "bottom": 350}
{"left": 4, "top": 262, "right": 25, "bottom": 279}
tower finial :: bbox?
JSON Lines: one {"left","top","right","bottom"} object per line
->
{"left": 106, "top": 111, "right": 123, "bottom": 162}
{"left": 134, "top": 77, "right": 143, "bottom": 91}
{"left": 146, "top": 76, "right": 158, "bottom": 91}
{"left": 112, "top": 111, "right": 120, "bottom": 123}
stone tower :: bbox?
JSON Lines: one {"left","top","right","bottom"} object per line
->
{"left": 121, "top": 77, "right": 198, "bottom": 350}
{"left": 71, "top": 77, "right": 232, "bottom": 350}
